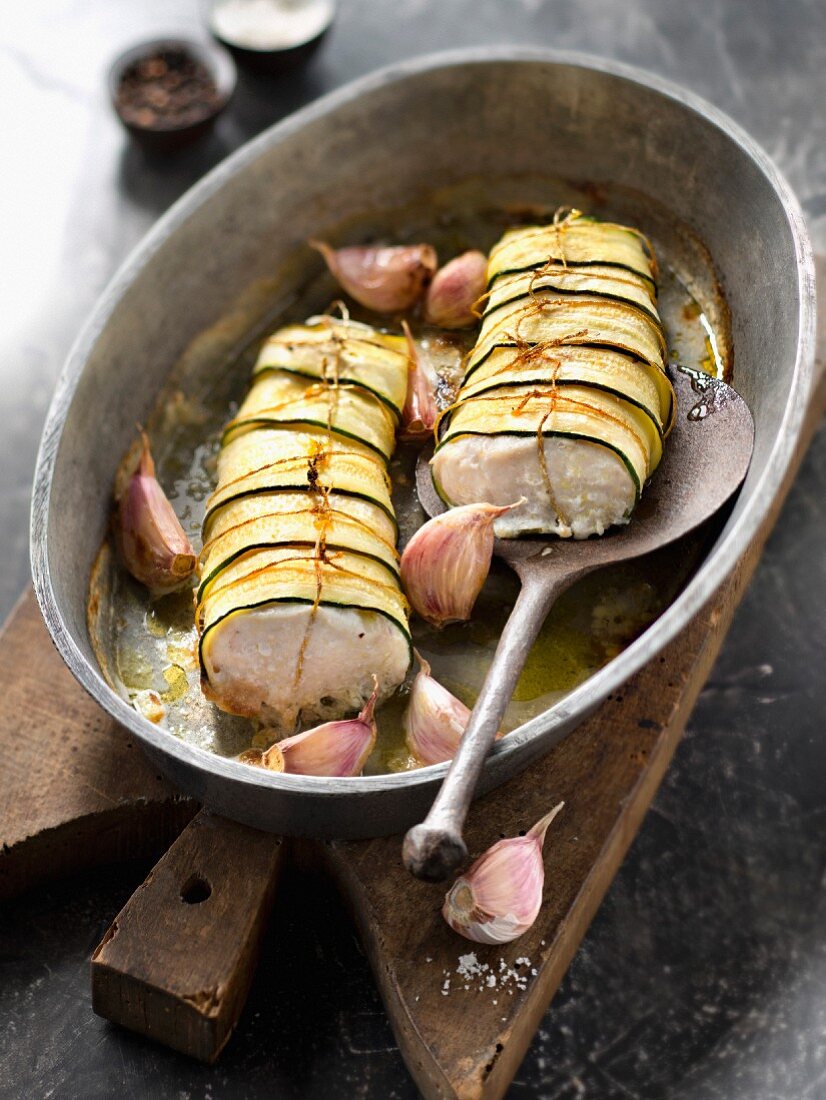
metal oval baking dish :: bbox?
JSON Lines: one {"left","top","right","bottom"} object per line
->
{"left": 30, "top": 49, "right": 815, "bottom": 838}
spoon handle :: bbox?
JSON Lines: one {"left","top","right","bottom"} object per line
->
{"left": 402, "top": 566, "right": 576, "bottom": 881}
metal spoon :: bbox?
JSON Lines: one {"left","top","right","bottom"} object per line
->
{"left": 403, "top": 366, "right": 754, "bottom": 881}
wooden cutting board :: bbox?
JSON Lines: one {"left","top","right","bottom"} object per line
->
{"left": 2, "top": 264, "right": 822, "bottom": 1100}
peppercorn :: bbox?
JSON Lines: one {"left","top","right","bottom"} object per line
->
{"left": 115, "top": 48, "right": 222, "bottom": 131}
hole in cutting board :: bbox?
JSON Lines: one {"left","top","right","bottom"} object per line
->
{"left": 180, "top": 874, "right": 212, "bottom": 904}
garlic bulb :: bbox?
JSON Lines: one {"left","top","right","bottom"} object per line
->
{"left": 241, "top": 681, "right": 378, "bottom": 777}
{"left": 400, "top": 502, "right": 522, "bottom": 627}
{"left": 310, "top": 240, "right": 437, "bottom": 313}
{"left": 404, "top": 651, "right": 471, "bottom": 765}
{"left": 443, "top": 803, "right": 565, "bottom": 944}
{"left": 117, "top": 433, "right": 197, "bottom": 595}
{"left": 424, "top": 250, "right": 487, "bottom": 329}
{"left": 400, "top": 320, "right": 438, "bottom": 443}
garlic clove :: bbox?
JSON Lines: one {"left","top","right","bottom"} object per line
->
{"left": 117, "top": 433, "right": 197, "bottom": 595}
{"left": 424, "top": 250, "right": 488, "bottom": 329}
{"left": 262, "top": 743, "right": 286, "bottom": 771}
{"left": 442, "top": 802, "right": 565, "bottom": 944}
{"left": 404, "top": 651, "right": 503, "bottom": 765}
{"left": 237, "top": 744, "right": 285, "bottom": 771}
{"left": 244, "top": 680, "right": 379, "bottom": 777}
{"left": 310, "top": 240, "right": 437, "bottom": 313}
{"left": 404, "top": 651, "right": 471, "bottom": 765}
{"left": 400, "top": 501, "right": 523, "bottom": 627}
{"left": 400, "top": 320, "right": 438, "bottom": 443}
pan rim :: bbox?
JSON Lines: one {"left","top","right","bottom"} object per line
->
{"left": 30, "top": 47, "right": 816, "bottom": 802}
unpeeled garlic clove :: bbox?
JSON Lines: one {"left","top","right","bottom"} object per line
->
{"left": 400, "top": 320, "right": 438, "bottom": 443}
{"left": 117, "top": 433, "right": 197, "bottom": 595}
{"left": 400, "top": 501, "right": 522, "bottom": 627}
{"left": 404, "top": 651, "right": 504, "bottom": 765}
{"left": 404, "top": 651, "right": 471, "bottom": 765}
{"left": 442, "top": 802, "right": 565, "bottom": 944}
{"left": 248, "top": 681, "right": 379, "bottom": 777}
{"left": 424, "top": 250, "right": 488, "bottom": 329}
{"left": 310, "top": 239, "right": 437, "bottom": 313}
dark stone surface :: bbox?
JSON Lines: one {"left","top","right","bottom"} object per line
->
{"left": 0, "top": 1, "right": 824, "bottom": 1097}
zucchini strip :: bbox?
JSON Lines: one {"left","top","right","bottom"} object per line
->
{"left": 221, "top": 372, "right": 399, "bottom": 458}
{"left": 432, "top": 212, "right": 670, "bottom": 539}
{"left": 198, "top": 318, "right": 411, "bottom": 729}
{"left": 253, "top": 320, "right": 408, "bottom": 415}
{"left": 483, "top": 265, "right": 659, "bottom": 325}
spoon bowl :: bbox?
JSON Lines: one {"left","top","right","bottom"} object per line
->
{"left": 403, "top": 365, "right": 754, "bottom": 880}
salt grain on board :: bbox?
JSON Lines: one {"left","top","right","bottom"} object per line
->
{"left": 432, "top": 952, "right": 537, "bottom": 1003}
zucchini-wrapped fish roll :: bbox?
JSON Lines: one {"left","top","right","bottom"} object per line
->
{"left": 431, "top": 214, "right": 674, "bottom": 539}
{"left": 198, "top": 317, "right": 411, "bottom": 730}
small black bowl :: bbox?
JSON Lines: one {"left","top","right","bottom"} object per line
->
{"left": 206, "top": 0, "right": 335, "bottom": 76}
{"left": 108, "top": 36, "right": 237, "bottom": 153}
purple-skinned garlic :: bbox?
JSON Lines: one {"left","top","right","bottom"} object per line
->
{"left": 310, "top": 240, "right": 437, "bottom": 313}
{"left": 241, "top": 680, "right": 379, "bottom": 777}
{"left": 400, "top": 501, "right": 523, "bottom": 627}
{"left": 424, "top": 250, "right": 487, "bottom": 329}
{"left": 404, "top": 651, "right": 504, "bottom": 765}
{"left": 442, "top": 803, "right": 565, "bottom": 944}
{"left": 404, "top": 651, "right": 471, "bottom": 765}
{"left": 117, "top": 433, "right": 197, "bottom": 595}
{"left": 399, "top": 320, "right": 438, "bottom": 443}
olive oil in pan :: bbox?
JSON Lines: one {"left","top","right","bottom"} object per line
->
{"left": 105, "top": 182, "right": 731, "bottom": 772}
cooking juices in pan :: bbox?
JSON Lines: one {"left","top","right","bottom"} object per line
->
{"left": 89, "top": 178, "right": 730, "bottom": 775}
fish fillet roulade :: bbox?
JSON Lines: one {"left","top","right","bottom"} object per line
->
{"left": 198, "top": 317, "right": 411, "bottom": 730}
{"left": 431, "top": 214, "right": 674, "bottom": 539}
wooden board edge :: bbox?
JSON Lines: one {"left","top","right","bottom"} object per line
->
{"left": 321, "top": 320, "right": 826, "bottom": 1100}
{"left": 0, "top": 799, "right": 197, "bottom": 902}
